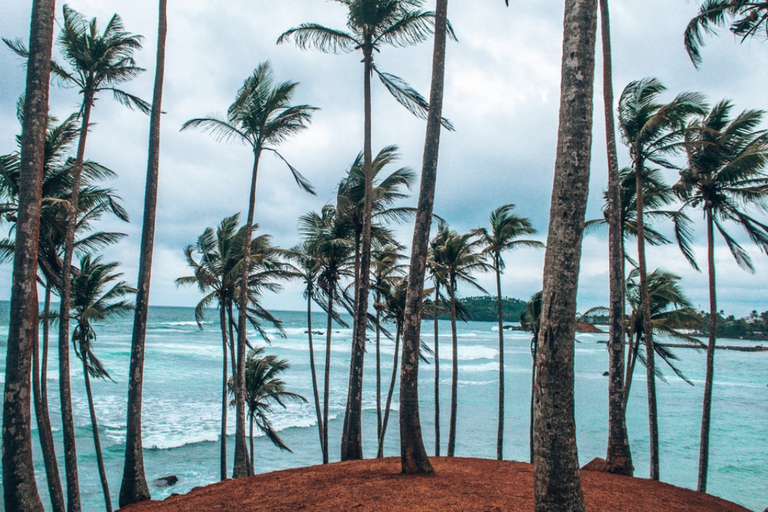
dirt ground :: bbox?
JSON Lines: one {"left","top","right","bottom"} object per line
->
{"left": 120, "top": 457, "right": 753, "bottom": 512}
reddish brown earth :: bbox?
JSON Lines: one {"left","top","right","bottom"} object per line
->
{"left": 120, "top": 458, "right": 751, "bottom": 512}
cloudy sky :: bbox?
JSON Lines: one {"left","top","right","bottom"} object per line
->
{"left": 1, "top": 0, "right": 766, "bottom": 316}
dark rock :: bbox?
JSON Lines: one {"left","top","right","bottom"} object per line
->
{"left": 152, "top": 475, "right": 178, "bottom": 488}
{"left": 602, "top": 371, "right": 609, "bottom": 377}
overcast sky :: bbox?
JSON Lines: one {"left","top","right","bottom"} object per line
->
{"left": 1, "top": 0, "right": 767, "bottom": 316}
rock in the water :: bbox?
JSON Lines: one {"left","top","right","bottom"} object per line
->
{"left": 581, "top": 457, "right": 609, "bottom": 472}
{"left": 152, "top": 475, "right": 179, "bottom": 488}
{"left": 602, "top": 371, "right": 609, "bottom": 376}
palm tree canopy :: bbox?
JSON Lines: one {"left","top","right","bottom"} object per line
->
{"left": 278, "top": 0, "right": 455, "bottom": 129}
{"left": 71, "top": 254, "right": 136, "bottom": 380}
{"left": 2, "top": 6, "right": 150, "bottom": 114}
{"left": 685, "top": 0, "right": 768, "bottom": 67}
{"left": 438, "top": 228, "right": 492, "bottom": 293}
{"left": 181, "top": 62, "right": 318, "bottom": 194}
{"left": 475, "top": 204, "right": 543, "bottom": 272}
{"left": 675, "top": 100, "right": 768, "bottom": 272}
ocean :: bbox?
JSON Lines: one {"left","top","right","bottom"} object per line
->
{"left": 0, "top": 302, "right": 766, "bottom": 511}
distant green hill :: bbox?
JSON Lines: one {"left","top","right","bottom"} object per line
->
{"left": 433, "top": 295, "right": 528, "bottom": 323}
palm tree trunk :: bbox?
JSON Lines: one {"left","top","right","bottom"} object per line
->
{"left": 623, "top": 327, "right": 640, "bottom": 408}
{"left": 433, "top": 284, "right": 441, "bottom": 457}
{"left": 698, "top": 208, "right": 717, "bottom": 492}
{"left": 447, "top": 278, "right": 459, "bottom": 458}
{"left": 249, "top": 414, "right": 255, "bottom": 476}
{"left": 494, "top": 261, "right": 505, "bottom": 461}
{"left": 59, "top": 91, "right": 95, "bottom": 512}
{"left": 399, "top": 0, "right": 450, "bottom": 475}
{"left": 34, "top": 284, "right": 65, "bottom": 512}
{"left": 533, "top": 1, "right": 596, "bottom": 510}
{"left": 529, "top": 335, "right": 537, "bottom": 464}
{"left": 306, "top": 292, "right": 324, "bottom": 460}
{"left": 341, "top": 45, "right": 375, "bottom": 462}
{"left": 227, "top": 302, "right": 237, "bottom": 382}
{"left": 234, "top": 149, "right": 262, "bottom": 479}
{"left": 121, "top": 2, "right": 167, "bottom": 503}
{"left": 378, "top": 326, "right": 401, "bottom": 458}
{"left": 82, "top": 347, "right": 113, "bottom": 512}
{"left": 322, "top": 286, "right": 335, "bottom": 465}
{"left": 219, "top": 305, "right": 229, "bottom": 481}
{"left": 2, "top": 2, "right": 53, "bottom": 507}
{"left": 376, "top": 295, "right": 382, "bottom": 443}
{"left": 600, "top": 0, "right": 632, "bottom": 477}
{"left": 635, "top": 158, "right": 660, "bottom": 481}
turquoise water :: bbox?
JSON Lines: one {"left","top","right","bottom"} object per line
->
{"left": 0, "top": 302, "right": 766, "bottom": 511}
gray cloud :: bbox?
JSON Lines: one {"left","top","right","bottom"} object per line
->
{"left": 1, "top": 0, "right": 766, "bottom": 316}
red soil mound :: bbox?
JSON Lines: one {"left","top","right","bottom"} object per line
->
{"left": 120, "top": 457, "right": 750, "bottom": 512}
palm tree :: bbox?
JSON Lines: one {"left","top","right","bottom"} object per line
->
{"left": 377, "top": 276, "right": 407, "bottom": 457}
{"left": 532, "top": 2, "right": 597, "bottom": 509}
{"left": 279, "top": 2, "right": 451, "bottom": 460}
{"left": 237, "top": 348, "right": 307, "bottom": 475}
{"left": 475, "top": 204, "right": 542, "bottom": 460}
{"left": 121, "top": 0, "right": 168, "bottom": 505}
{"left": 399, "top": 0, "right": 450, "bottom": 474}
{"left": 623, "top": 268, "right": 703, "bottom": 405}
{"left": 298, "top": 206, "right": 355, "bottom": 464}
{"left": 617, "top": 77, "right": 705, "bottom": 480}
{"left": 598, "top": 0, "right": 633, "bottom": 477}
{"left": 71, "top": 255, "right": 135, "bottom": 512}
{"left": 520, "top": 291, "right": 542, "bottom": 464}
{"left": 685, "top": 0, "right": 768, "bottom": 67}
{"left": 1, "top": 0, "right": 56, "bottom": 509}
{"left": 182, "top": 61, "right": 316, "bottom": 478}
{"left": 9, "top": 8, "right": 150, "bottom": 508}
{"left": 426, "top": 223, "right": 449, "bottom": 457}
{"left": 439, "top": 229, "right": 491, "bottom": 457}
{"left": 673, "top": 100, "right": 768, "bottom": 492}
{"left": 176, "top": 214, "right": 244, "bottom": 481}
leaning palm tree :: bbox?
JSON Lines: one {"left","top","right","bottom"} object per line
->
{"left": 121, "top": 0, "right": 168, "bottom": 505}
{"left": 617, "top": 77, "right": 706, "bottom": 480}
{"left": 176, "top": 214, "right": 244, "bottom": 481}
{"left": 673, "top": 100, "right": 768, "bottom": 492}
{"left": 71, "top": 255, "right": 136, "bottom": 512}
{"left": 298, "top": 206, "right": 355, "bottom": 464}
{"left": 279, "top": 2, "right": 452, "bottom": 460}
{"left": 6, "top": 8, "right": 149, "bottom": 508}
{"left": 439, "top": 229, "right": 491, "bottom": 457}
{"left": 475, "top": 204, "right": 542, "bottom": 461}
{"left": 426, "top": 222, "right": 449, "bottom": 457}
{"left": 684, "top": 0, "right": 768, "bottom": 67}
{"left": 236, "top": 348, "right": 307, "bottom": 475}
{"left": 1, "top": 0, "right": 56, "bottom": 508}
{"left": 377, "top": 276, "right": 407, "bottom": 457}
{"left": 182, "top": 61, "right": 316, "bottom": 478}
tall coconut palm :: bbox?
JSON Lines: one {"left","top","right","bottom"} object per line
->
{"left": 598, "top": 0, "right": 633, "bottom": 476}
{"left": 9, "top": 8, "right": 149, "bottom": 508}
{"left": 475, "top": 204, "right": 542, "bottom": 461}
{"left": 399, "top": 0, "right": 451, "bottom": 474}
{"left": 279, "top": 2, "right": 451, "bottom": 460}
{"left": 176, "top": 214, "right": 244, "bottom": 481}
{"left": 182, "top": 61, "right": 316, "bottom": 478}
{"left": 673, "top": 100, "right": 768, "bottom": 492}
{"left": 617, "top": 77, "right": 705, "bottom": 480}
{"left": 121, "top": 0, "right": 168, "bottom": 505}
{"left": 1, "top": 109, "right": 127, "bottom": 512}
{"left": 71, "top": 255, "right": 135, "bottom": 512}
{"left": 520, "top": 291, "right": 542, "bottom": 464}
{"left": 1, "top": 0, "right": 55, "bottom": 509}
{"left": 439, "top": 229, "right": 491, "bottom": 457}
{"left": 685, "top": 0, "right": 768, "bottom": 67}
{"left": 298, "top": 206, "right": 355, "bottom": 464}
{"left": 236, "top": 348, "right": 307, "bottom": 475}
{"left": 532, "top": 1, "right": 597, "bottom": 509}
{"left": 426, "top": 222, "right": 449, "bottom": 457}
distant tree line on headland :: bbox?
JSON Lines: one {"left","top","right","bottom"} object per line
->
{"left": 427, "top": 295, "right": 528, "bottom": 322}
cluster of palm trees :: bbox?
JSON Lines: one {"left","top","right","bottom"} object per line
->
{"left": 3, "top": 1, "right": 767, "bottom": 512}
